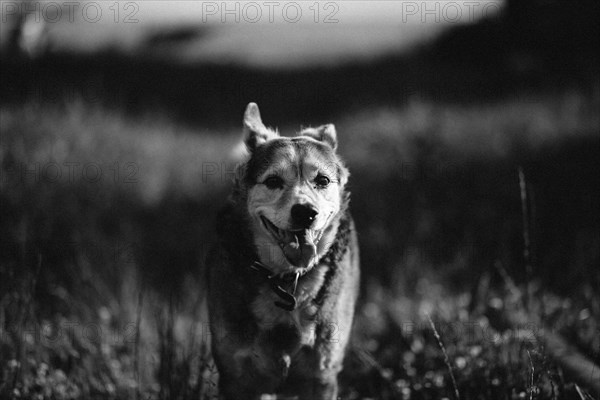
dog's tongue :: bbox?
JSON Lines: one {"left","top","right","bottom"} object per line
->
{"left": 283, "top": 230, "right": 317, "bottom": 269}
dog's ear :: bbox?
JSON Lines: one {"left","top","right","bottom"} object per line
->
{"left": 243, "top": 103, "right": 278, "bottom": 152}
{"left": 302, "top": 124, "right": 337, "bottom": 150}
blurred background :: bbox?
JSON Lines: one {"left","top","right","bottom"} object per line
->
{"left": 1, "top": 0, "right": 599, "bottom": 399}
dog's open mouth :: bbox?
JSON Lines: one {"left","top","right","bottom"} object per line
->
{"left": 260, "top": 216, "right": 320, "bottom": 269}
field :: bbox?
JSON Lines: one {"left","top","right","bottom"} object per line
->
{"left": 2, "top": 1, "right": 600, "bottom": 398}
{"left": 1, "top": 91, "right": 599, "bottom": 399}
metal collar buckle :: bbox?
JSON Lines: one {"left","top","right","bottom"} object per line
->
{"left": 250, "top": 261, "right": 300, "bottom": 311}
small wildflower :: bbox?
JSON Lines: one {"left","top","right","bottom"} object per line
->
{"left": 401, "top": 386, "right": 411, "bottom": 400}
{"left": 455, "top": 356, "right": 467, "bottom": 369}
{"left": 395, "top": 379, "right": 408, "bottom": 389}
{"left": 381, "top": 368, "right": 393, "bottom": 379}
{"left": 434, "top": 374, "right": 445, "bottom": 387}
{"left": 489, "top": 298, "right": 503, "bottom": 309}
{"left": 469, "top": 345, "right": 482, "bottom": 357}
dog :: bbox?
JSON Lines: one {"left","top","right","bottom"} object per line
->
{"left": 206, "top": 103, "right": 360, "bottom": 399}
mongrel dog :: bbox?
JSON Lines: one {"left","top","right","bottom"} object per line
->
{"left": 207, "top": 103, "right": 359, "bottom": 399}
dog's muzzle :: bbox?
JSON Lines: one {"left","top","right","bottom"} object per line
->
{"left": 260, "top": 215, "right": 321, "bottom": 269}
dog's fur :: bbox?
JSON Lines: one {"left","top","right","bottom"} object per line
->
{"left": 207, "top": 103, "right": 359, "bottom": 399}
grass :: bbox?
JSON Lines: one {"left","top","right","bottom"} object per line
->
{"left": 1, "top": 93, "right": 599, "bottom": 399}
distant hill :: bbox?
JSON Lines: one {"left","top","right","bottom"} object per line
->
{"left": 1, "top": 0, "right": 598, "bottom": 126}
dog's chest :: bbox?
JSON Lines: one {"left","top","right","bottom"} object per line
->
{"left": 251, "top": 267, "right": 327, "bottom": 347}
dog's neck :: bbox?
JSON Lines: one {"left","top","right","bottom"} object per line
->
{"left": 248, "top": 208, "right": 354, "bottom": 311}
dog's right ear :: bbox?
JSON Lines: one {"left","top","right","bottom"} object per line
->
{"left": 243, "top": 103, "right": 278, "bottom": 152}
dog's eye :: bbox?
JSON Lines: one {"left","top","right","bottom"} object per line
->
{"left": 315, "top": 175, "right": 331, "bottom": 188}
{"left": 263, "top": 176, "right": 284, "bottom": 189}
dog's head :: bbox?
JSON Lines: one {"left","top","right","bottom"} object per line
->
{"left": 235, "top": 103, "right": 349, "bottom": 275}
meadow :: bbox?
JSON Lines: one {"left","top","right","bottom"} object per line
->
{"left": 1, "top": 89, "right": 598, "bottom": 399}
{"left": 1, "top": 2, "right": 600, "bottom": 397}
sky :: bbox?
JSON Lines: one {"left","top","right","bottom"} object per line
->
{"left": 2, "top": 0, "right": 504, "bottom": 67}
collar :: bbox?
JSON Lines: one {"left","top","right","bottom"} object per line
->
{"left": 249, "top": 261, "right": 301, "bottom": 311}
{"left": 248, "top": 211, "right": 352, "bottom": 312}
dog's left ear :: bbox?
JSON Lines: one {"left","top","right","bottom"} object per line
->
{"left": 302, "top": 124, "right": 337, "bottom": 150}
{"left": 243, "top": 102, "right": 278, "bottom": 152}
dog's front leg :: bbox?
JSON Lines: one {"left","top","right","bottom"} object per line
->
{"left": 293, "top": 317, "right": 351, "bottom": 400}
{"left": 289, "top": 374, "right": 339, "bottom": 400}
{"left": 218, "top": 345, "right": 287, "bottom": 400}
{"left": 219, "top": 373, "right": 277, "bottom": 400}
{"left": 218, "top": 363, "right": 274, "bottom": 400}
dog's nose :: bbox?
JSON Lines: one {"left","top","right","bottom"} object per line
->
{"left": 291, "top": 204, "right": 318, "bottom": 228}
